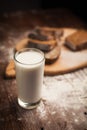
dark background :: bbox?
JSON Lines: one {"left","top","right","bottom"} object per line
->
{"left": 0, "top": 0, "right": 87, "bottom": 22}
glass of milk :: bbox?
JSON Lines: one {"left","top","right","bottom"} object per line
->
{"left": 14, "top": 48, "right": 45, "bottom": 109}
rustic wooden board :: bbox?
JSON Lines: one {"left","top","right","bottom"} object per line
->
{"left": 45, "top": 28, "right": 87, "bottom": 75}
{"left": 5, "top": 28, "right": 87, "bottom": 78}
{"left": 45, "top": 46, "right": 87, "bottom": 75}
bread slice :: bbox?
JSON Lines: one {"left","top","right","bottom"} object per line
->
{"left": 35, "top": 26, "right": 63, "bottom": 37}
{"left": 45, "top": 46, "right": 60, "bottom": 64}
{"left": 28, "top": 39, "right": 57, "bottom": 52}
{"left": 65, "top": 30, "right": 87, "bottom": 51}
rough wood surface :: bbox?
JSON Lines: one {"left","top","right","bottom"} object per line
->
{"left": 0, "top": 9, "right": 87, "bottom": 130}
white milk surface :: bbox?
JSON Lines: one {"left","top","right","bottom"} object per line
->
{"left": 15, "top": 51, "right": 44, "bottom": 103}
{"left": 16, "top": 51, "right": 44, "bottom": 65}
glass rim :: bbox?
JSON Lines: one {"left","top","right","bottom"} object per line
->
{"left": 14, "top": 48, "right": 45, "bottom": 65}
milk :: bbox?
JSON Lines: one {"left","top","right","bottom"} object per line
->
{"left": 14, "top": 49, "right": 45, "bottom": 109}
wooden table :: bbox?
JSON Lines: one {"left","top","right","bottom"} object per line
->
{"left": 0, "top": 9, "right": 87, "bottom": 130}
